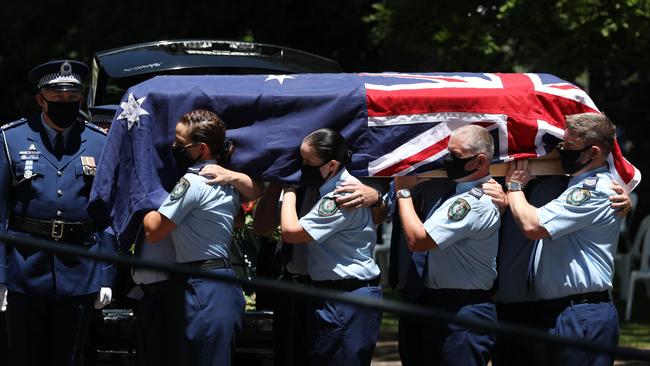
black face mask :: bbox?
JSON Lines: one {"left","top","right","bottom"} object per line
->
{"left": 171, "top": 144, "right": 200, "bottom": 172}
{"left": 43, "top": 98, "right": 80, "bottom": 129}
{"left": 559, "top": 145, "right": 592, "bottom": 174}
{"left": 300, "top": 162, "right": 332, "bottom": 188}
{"left": 443, "top": 152, "right": 478, "bottom": 181}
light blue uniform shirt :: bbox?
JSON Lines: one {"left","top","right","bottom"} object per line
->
{"left": 299, "top": 168, "right": 380, "bottom": 281}
{"left": 158, "top": 159, "right": 239, "bottom": 263}
{"left": 423, "top": 176, "right": 500, "bottom": 290}
{"left": 534, "top": 166, "right": 620, "bottom": 299}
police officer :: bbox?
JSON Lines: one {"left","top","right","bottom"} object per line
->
{"left": 142, "top": 108, "right": 262, "bottom": 366}
{"left": 280, "top": 128, "right": 383, "bottom": 366}
{"left": 253, "top": 178, "right": 381, "bottom": 366}
{"left": 505, "top": 113, "right": 623, "bottom": 366}
{"left": 491, "top": 174, "right": 630, "bottom": 366}
{"left": 394, "top": 124, "right": 500, "bottom": 366}
{"left": 0, "top": 60, "right": 115, "bottom": 365}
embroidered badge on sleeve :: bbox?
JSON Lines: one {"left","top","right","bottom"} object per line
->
{"left": 317, "top": 197, "right": 339, "bottom": 217}
{"left": 170, "top": 177, "right": 190, "bottom": 201}
{"left": 448, "top": 198, "right": 471, "bottom": 221}
{"left": 566, "top": 188, "right": 591, "bottom": 206}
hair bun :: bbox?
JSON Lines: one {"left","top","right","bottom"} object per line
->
{"left": 344, "top": 150, "right": 352, "bottom": 164}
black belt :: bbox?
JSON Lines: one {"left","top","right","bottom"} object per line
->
{"left": 313, "top": 276, "right": 380, "bottom": 292}
{"left": 424, "top": 288, "right": 493, "bottom": 303}
{"left": 539, "top": 291, "right": 611, "bottom": 310}
{"left": 8, "top": 216, "right": 97, "bottom": 241}
{"left": 183, "top": 258, "right": 231, "bottom": 271}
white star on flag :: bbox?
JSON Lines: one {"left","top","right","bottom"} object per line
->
{"left": 117, "top": 93, "right": 149, "bottom": 130}
{"left": 265, "top": 75, "right": 295, "bottom": 85}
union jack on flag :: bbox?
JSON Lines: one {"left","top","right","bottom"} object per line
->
{"left": 358, "top": 72, "right": 639, "bottom": 191}
{"left": 90, "top": 72, "right": 640, "bottom": 244}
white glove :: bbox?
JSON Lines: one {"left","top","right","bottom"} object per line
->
{"left": 0, "top": 284, "right": 7, "bottom": 312}
{"left": 94, "top": 287, "right": 112, "bottom": 309}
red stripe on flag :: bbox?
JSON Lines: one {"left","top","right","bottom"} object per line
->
{"left": 549, "top": 84, "right": 580, "bottom": 90}
{"left": 366, "top": 87, "right": 518, "bottom": 117}
{"left": 611, "top": 139, "right": 635, "bottom": 184}
{"left": 375, "top": 136, "right": 451, "bottom": 176}
{"left": 506, "top": 116, "right": 538, "bottom": 158}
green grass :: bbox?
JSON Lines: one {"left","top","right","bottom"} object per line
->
{"left": 381, "top": 313, "right": 399, "bottom": 332}
{"left": 620, "top": 322, "right": 650, "bottom": 350}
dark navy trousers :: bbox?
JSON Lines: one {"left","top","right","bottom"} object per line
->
{"left": 422, "top": 291, "right": 497, "bottom": 366}
{"left": 310, "top": 284, "right": 383, "bottom": 366}
{"left": 177, "top": 268, "right": 245, "bottom": 366}
{"left": 5, "top": 291, "right": 95, "bottom": 366}
{"left": 537, "top": 300, "right": 619, "bottom": 366}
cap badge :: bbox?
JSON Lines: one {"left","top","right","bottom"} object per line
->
{"left": 60, "top": 61, "right": 72, "bottom": 76}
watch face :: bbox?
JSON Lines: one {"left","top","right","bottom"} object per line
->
{"left": 507, "top": 182, "right": 522, "bottom": 191}
{"left": 398, "top": 189, "right": 411, "bottom": 198}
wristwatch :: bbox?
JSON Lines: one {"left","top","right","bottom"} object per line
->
{"left": 396, "top": 188, "right": 412, "bottom": 199}
{"left": 505, "top": 181, "right": 524, "bottom": 192}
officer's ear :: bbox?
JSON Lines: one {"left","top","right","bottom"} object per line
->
{"left": 466, "top": 153, "right": 487, "bottom": 170}
{"left": 325, "top": 159, "right": 338, "bottom": 173}
{"left": 583, "top": 145, "right": 601, "bottom": 161}
{"left": 198, "top": 142, "right": 210, "bottom": 159}
{"left": 478, "top": 153, "right": 489, "bottom": 168}
{"left": 35, "top": 93, "right": 47, "bottom": 110}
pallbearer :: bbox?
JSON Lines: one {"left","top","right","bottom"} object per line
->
{"left": 281, "top": 128, "right": 383, "bottom": 366}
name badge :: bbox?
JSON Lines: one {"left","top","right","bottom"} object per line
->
{"left": 81, "top": 156, "right": 96, "bottom": 176}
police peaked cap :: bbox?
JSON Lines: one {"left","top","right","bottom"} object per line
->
{"left": 89, "top": 104, "right": 119, "bottom": 125}
{"left": 28, "top": 60, "right": 89, "bottom": 91}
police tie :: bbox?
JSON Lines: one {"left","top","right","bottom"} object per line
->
{"left": 54, "top": 132, "right": 64, "bottom": 159}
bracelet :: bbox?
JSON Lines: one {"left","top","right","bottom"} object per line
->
{"left": 370, "top": 190, "right": 382, "bottom": 207}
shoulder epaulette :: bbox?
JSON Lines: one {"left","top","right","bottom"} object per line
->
{"left": 1, "top": 118, "right": 27, "bottom": 131}
{"left": 468, "top": 186, "right": 484, "bottom": 200}
{"left": 583, "top": 176, "right": 599, "bottom": 191}
{"left": 84, "top": 121, "right": 107, "bottom": 135}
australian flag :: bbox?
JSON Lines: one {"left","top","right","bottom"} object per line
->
{"left": 89, "top": 72, "right": 641, "bottom": 246}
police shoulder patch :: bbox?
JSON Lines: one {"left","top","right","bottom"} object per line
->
{"left": 448, "top": 198, "right": 471, "bottom": 221}
{"left": 170, "top": 177, "right": 190, "bottom": 201}
{"left": 317, "top": 197, "right": 339, "bottom": 217}
{"left": 566, "top": 188, "right": 591, "bottom": 206}
{"left": 468, "top": 186, "right": 484, "bottom": 200}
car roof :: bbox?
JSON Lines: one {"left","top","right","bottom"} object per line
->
{"left": 94, "top": 39, "right": 342, "bottom": 79}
